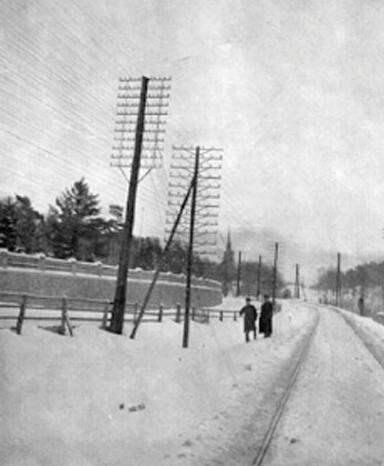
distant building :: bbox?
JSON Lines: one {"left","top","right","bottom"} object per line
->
{"left": 222, "top": 230, "right": 236, "bottom": 296}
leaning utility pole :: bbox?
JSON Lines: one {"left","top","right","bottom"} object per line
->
{"left": 335, "top": 252, "right": 341, "bottom": 307}
{"left": 256, "top": 254, "right": 262, "bottom": 299}
{"left": 109, "top": 76, "right": 171, "bottom": 334}
{"left": 236, "top": 251, "right": 242, "bottom": 297}
{"left": 272, "top": 242, "right": 279, "bottom": 306}
{"left": 130, "top": 178, "right": 194, "bottom": 340}
{"left": 295, "top": 263, "right": 301, "bottom": 298}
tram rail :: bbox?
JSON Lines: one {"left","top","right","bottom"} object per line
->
{"left": 252, "top": 302, "right": 384, "bottom": 465}
{"left": 252, "top": 304, "right": 320, "bottom": 465}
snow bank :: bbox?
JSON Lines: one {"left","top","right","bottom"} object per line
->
{"left": 335, "top": 307, "right": 384, "bottom": 368}
{"left": 0, "top": 299, "right": 316, "bottom": 466}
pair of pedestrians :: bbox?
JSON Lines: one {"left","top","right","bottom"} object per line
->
{"left": 239, "top": 295, "right": 273, "bottom": 343}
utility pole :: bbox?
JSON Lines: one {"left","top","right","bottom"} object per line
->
{"left": 301, "top": 279, "right": 307, "bottom": 301}
{"left": 166, "top": 145, "right": 223, "bottom": 348}
{"left": 166, "top": 147, "right": 223, "bottom": 260}
{"left": 272, "top": 242, "right": 279, "bottom": 306}
{"left": 182, "top": 147, "right": 200, "bottom": 349}
{"left": 109, "top": 76, "right": 171, "bottom": 334}
{"left": 236, "top": 251, "right": 242, "bottom": 297}
{"left": 256, "top": 254, "right": 262, "bottom": 299}
{"left": 109, "top": 76, "right": 148, "bottom": 334}
{"left": 336, "top": 252, "right": 341, "bottom": 307}
{"left": 295, "top": 263, "right": 300, "bottom": 299}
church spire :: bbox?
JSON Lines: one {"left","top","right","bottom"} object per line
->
{"left": 222, "top": 228, "right": 235, "bottom": 297}
{"left": 226, "top": 228, "right": 232, "bottom": 251}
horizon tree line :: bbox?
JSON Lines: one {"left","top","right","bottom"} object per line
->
{"left": 314, "top": 262, "right": 384, "bottom": 293}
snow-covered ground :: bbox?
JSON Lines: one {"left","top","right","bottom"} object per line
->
{"left": 264, "top": 304, "right": 384, "bottom": 465}
{"left": 1, "top": 298, "right": 383, "bottom": 465}
{"left": 0, "top": 298, "right": 310, "bottom": 465}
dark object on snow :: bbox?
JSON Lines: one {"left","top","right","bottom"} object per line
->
{"left": 239, "top": 298, "right": 258, "bottom": 343}
{"left": 128, "top": 403, "right": 145, "bottom": 412}
{"left": 259, "top": 295, "right": 273, "bottom": 337}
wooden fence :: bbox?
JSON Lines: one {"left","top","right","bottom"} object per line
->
{"left": 0, "top": 291, "right": 241, "bottom": 336}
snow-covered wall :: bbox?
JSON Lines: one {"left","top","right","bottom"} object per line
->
{"left": 0, "top": 251, "right": 223, "bottom": 308}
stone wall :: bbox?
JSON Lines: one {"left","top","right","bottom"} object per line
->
{"left": 0, "top": 250, "right": 223, "bottom": 308}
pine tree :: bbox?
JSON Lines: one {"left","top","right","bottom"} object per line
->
{"left": 46, "top": 178, "right": 106, "bottom": 261}
{"left": 162, "top": 240, "right": 188, "bottom": 274}
{"left": 0, "top": 195, "right": 44, "bottom": 253}
{"left": 14, "top": 195, "right": 44, "bottom": 253}
{"left": 0, "top": 196, "right": 18, "bottom": 251}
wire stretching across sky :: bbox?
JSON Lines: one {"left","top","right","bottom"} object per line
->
{"left": 1, "top": 0, "right": 351, "bottom": 268}
{"left": 0, "top": 2, "right": 159, "bottom": 213}
{"left": 0, "top": 14, "right": 252, "bottom": 233}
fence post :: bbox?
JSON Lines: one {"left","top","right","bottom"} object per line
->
{"left": 16, "top": 294, "right": 27, "bottom": 335}
{"left": 0, "top": 249, "right": 8, "bottom": 268}
{"left": 233, "top": 311, "right": 237, "bottom": 321}
{"left": 220, "top": 311, "right": 223, "bottom": 322}
{"left": 96, "top": 262, "right": 103, "bottom": 277}
{"left": 206, "top": 310, "right": 210, "bottom": 324}
{"left": 60, "top": 296, "right": 73, "bottom": 337}
{"left": 102, "top": 300, "right": 110, "bottom": 329}
{"left": 59, "top": 296, "right": 67, "bottom": 335}
{"left": 68, "top": 258, "right": 77, "bottom": 275}
{"left": 191, "top": 306, "right": 196, "bottom": 321}
{"left": 133, "top": 302, "right": 139, "bottom": 324}
{"left": 38, "top": 254, "right": 46, "bottom": 272}
{"left": 175, "top": 303, "right": 181, "bottom": 323}
{"left": 158, "top": 303, "right": 164, "bottom": 322}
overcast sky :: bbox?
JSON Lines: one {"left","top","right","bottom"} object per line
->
{"left": 2, "top": 0, "right": 384, "bottom": 270}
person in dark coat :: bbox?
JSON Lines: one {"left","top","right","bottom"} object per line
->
{"left": 259, "top": 294, "right": 273, "bottom": 337}
{"left": 239, "top": 297, "right": 258, "bottom": 343}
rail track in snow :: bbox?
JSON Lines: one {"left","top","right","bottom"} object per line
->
{"left": 252, "top": 302, "right": 384, "bottom": 465}
{"left": 251, "top": 303, "right": 320, "bottom": 465}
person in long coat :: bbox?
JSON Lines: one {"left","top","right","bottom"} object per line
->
{"left": 239, "top": 297, "right": 258, "bottom": 343}
{"left": 259, "top": 294, "right": 273, "bottom": 337}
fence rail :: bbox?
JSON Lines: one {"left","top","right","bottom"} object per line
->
{"left": 0, "top": 291, "right": 240, "bottom": 336}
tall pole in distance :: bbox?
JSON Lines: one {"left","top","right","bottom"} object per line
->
{"left": 182, "top": 146, "right": 200, "bottom": 349}
{"left": 109, "top": 76, "right": 149, "bottom": 334}
{"left": 336, "top": 252, "right": 341, "bottom": 307}
{"left": 236, "top": 251, "right": 242, "bottom": 297}
{"left": 272, "top": 242, "right": 279, "bottom": 307}
{"left": 256, "top": 254, "right": 262, "bottom": 300}
{"left": 295, "top": 264, "right": 300, "bottom": 299}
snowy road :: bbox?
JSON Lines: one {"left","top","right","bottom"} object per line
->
{"left": 264, "top": 305, "right": 384, "bottom": 466}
